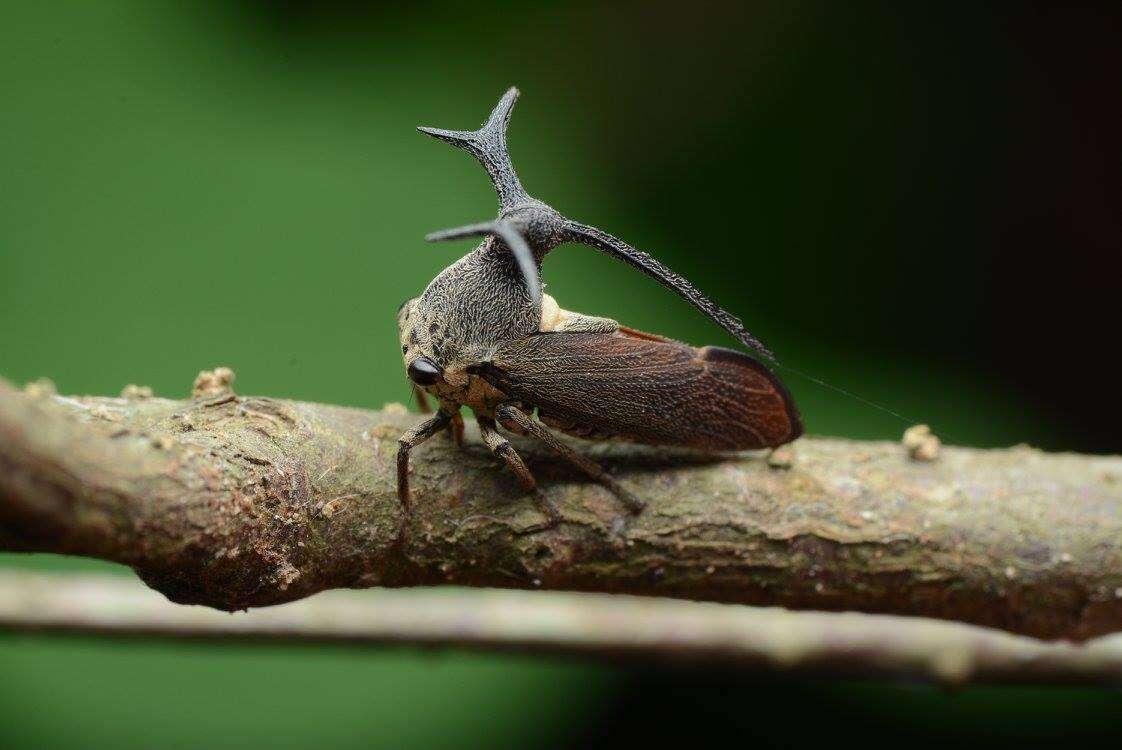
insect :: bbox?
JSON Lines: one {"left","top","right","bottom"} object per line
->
{"left": 397, "top": 87, "right": 801, "bottom": 529}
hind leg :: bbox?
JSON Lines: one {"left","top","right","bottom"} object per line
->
{"left": 495, "top": 404, "right": 644, "bottom": 514}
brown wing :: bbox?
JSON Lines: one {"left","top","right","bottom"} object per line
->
{"left": 469, "top": 332, "right": 802, "bottom": 450}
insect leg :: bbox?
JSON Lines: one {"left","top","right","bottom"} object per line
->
{"left": 477, "top": 416, "right": 535, "bottom": 490}
{"left": 478, "top": 415, "right": 562, "bottom": 530}
{"left": 495, "top": 404, "right": 645, "bottom": 514}
{"left": 397, "top": 410, "right": 453, "bottom": 522}
{"left": 412, "top": 385, "right": 433, "bottom": 413}
{"left": 448, "top": 411, "right": 465, "bottom": 447}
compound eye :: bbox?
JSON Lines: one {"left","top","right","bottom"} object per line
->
{"left": 407, "top": 357, "right": 442, "bottom": 386}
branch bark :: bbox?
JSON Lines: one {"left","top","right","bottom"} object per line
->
{"left": 1, "top": 375, "right": 1120, "bottom": 640}
{"left": 3, "top": 570, "right": 1122, "bottom": 686}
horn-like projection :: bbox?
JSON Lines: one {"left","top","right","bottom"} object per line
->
{"left": 426, "top": 220, "right": 541, "bottom": 309}
{"left": 562, "top": 221, "right": 773, "bottom": 358}
{"left": 418, "top": 87, "right": 528, "bottom": 210}
{"left": 418, "top": 87, "right": 774, "bottom": 359}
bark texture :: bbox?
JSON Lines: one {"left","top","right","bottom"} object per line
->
{"left": 1, "top": 376, "right": 1120, "bottom": 640}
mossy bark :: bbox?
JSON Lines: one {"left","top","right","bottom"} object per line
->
{"left": 1, "top": 377, "right": 1120, "bottom": 639}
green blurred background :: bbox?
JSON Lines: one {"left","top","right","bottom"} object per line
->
{"left": 2, "top": 1, "right": 1120, "bottom": 747}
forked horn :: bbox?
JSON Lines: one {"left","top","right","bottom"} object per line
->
{"left": 418, "top": 88, "right": 774, "bottom": 359}
{"left": 417, "top": 87, "right": 529, "bottom": 210}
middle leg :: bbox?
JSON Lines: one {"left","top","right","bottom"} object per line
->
{"left": 477, "top": 415, "right": 560, "bottom": 528}
{"left": 496, "top": 404, "right": 645, "bottom": 514}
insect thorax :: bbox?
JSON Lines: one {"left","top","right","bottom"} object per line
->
{"left": 399, "top": 242, "right": 542, "bottom": 410}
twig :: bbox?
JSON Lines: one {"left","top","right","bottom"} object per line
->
{"left": 1, "top": 376, "right": 1121, "bottom": 639}
{"left": 1, "top": 570, "right": 1121, "bottom": 686}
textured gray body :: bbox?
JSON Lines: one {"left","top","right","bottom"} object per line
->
{"left": 399, "top": 237, "right": 541, "bottom": 416}
{"left": 410, "top": 245, "right": 533, "bottom": 359}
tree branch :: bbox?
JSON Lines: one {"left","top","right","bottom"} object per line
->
{"left": 3, "top": 570, "right": 1122, "bottom": 686}
{"left": 1, "top": 375, "right": 1120, "bottom": 640}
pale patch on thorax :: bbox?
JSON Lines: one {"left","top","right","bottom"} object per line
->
{"left": 539, "top": 293, "right": 562, "bottom": 332}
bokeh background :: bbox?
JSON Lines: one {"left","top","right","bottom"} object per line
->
{"left": 2, "top": 1, "right": 1120, "bottom": 747}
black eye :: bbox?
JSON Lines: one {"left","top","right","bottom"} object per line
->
{"left": 407, "top": 357, "right": 442, "bottom": 386}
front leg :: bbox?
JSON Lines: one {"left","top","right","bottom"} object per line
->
{"left": 396, "top": 410, "right": 453, "bottom": 524}
{"left": 413, "top": 388, "right": 462, "bottom": 446}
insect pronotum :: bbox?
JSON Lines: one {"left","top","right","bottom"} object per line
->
{"left": 396, "top": 87, "right": 801, "bottom": 530}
